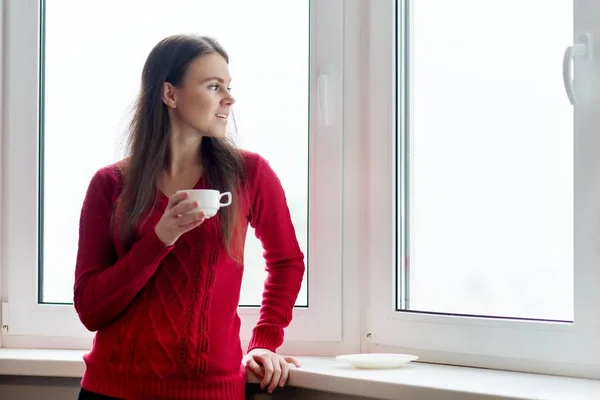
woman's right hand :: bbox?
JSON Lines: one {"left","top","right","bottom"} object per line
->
{"left": 155, "top": 191, "right": 206, "bottom": 246}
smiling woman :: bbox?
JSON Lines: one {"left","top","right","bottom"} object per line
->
{"left": 114, "top": 36, "right": 245, "bottom": 258}
{"left": 69, "top": 34, "right": 308, "bottom": 399}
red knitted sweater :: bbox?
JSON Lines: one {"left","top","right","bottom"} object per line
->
{"left": 73, "top": 151, "right": 305, "bottom": 400}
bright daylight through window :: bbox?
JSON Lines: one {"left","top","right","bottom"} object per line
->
{"left": 397, "top": 0, "right": 573, "bottom": 322}
{"left": 40, "top": 0, "right": 309, "bottom": 307}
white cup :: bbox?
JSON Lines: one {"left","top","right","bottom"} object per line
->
{"left": 176, "top": 189, "right": 232, "bottom": 218}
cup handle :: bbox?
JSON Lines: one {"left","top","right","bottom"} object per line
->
{"left": 219, "top": 192, "right": 232, "bottom": 207}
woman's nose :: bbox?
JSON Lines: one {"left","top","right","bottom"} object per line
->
{"left": 222, "top": 94, "right": 235, "bottom": 106}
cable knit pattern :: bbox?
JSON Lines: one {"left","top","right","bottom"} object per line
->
{"left": 73, "top": 151, "right": 305, "bottom": 400}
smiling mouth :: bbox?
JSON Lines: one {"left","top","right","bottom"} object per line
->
{"left": 215, "top": 114, "right": 228, "bottom": 120}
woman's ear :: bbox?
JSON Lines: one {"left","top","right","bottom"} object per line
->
{"left": 162, "top": 82, "right": 177, "bottom": 108}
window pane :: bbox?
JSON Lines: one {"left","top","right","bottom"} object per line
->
{"left": 41, "top": 0, "right": 309, "bottom": 306}
{"left": 398, "top": 0, "right": 573, "bottom": 321}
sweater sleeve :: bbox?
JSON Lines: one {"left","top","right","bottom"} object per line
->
{"left": 73, "top": 168, "right": 173, "bottom": 332}
{"left": 247, "top": 156, "right": 306, "bottom": 353}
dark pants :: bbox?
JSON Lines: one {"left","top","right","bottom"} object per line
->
{"left": 78, "top": 388, "right": 122, "bottom": 400}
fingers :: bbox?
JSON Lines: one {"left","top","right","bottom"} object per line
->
{"left": 253, "top": 356, "right": 290, "bottom": 393}
{"left": 267, "top": 359, "right": 282, "bottom": 393}
{"left": 175, "top": 210, "right": 205, "bottom": 226}
{"left": 169, "top": 199, "right": 199, "bottom": 217}
{"left": 178, "top": 214, "right": 205, "bottom": 231}
{"left": 166, "top": 191, "right": 189, "bottom": 209}
{"left": 259, "top": 357, "right": 275, "bottom": 391}
{"left": 245, "top": 358, "right": 264, "bottom": 380}
{"left": 284, "top": 356, "right": 302, "bottom": 368}
{"left": 154, "top": 193, "right": 204, "bottom": 247}
{"left": 278, "top": 358, "right": 290, "bottom": 388}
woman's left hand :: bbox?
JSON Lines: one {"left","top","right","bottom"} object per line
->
{"left": 244, "top": 348, "right": 301, "bottom": 393}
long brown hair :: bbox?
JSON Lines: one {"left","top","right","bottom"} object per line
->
{"left": 116, "top": 34, "right": 246, "bottom": 260}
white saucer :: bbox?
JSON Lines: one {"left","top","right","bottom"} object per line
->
{"left": 335, "top": 353, "right": 418, "bottom": 369}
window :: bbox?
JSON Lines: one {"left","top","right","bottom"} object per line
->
{"left": 10, "top": 0, "right": 599, "bottom": 382}
{"left": 40, "top": 0, "right": 311, "bottom": 307}
{"left": 3, "top": 0, "right": 343, "bottom": 349}
{"left": 367, "top": 0, "right": 600, "bottom": 378}
{"left": 402, "top": 0, "right": 573, "bottom": 321}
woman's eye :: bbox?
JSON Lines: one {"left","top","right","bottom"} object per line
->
{"left": 208, "top": 84, "right": 232, "bottom": 93}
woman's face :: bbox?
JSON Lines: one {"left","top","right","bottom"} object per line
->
{"left": 163, "top": 52, "right": 235, "bottom": 138}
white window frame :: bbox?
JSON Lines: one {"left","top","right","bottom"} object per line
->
{"left": 364, "top": 0, "right": 600, "bottom": 380}
{"left": 0, "top": 0, "right": 356, "bottom": 354}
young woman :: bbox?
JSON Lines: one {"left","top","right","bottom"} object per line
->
{"left": 73, "top": 34, "right": 305, "bottom": 400}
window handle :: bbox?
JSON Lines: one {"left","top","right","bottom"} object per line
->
{"left": 318, "top": 73, "right": 330, "bottom": 126}
{"left": 563, "top": 33, "right": 592, "bottom": 106}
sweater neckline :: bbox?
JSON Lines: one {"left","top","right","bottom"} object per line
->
{"left": 157, "top": 174, "right": 207, "bottom": 208}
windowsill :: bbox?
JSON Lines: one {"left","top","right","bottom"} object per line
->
{"left": 1, "top": 349, "right": 600, "bottom": 399}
